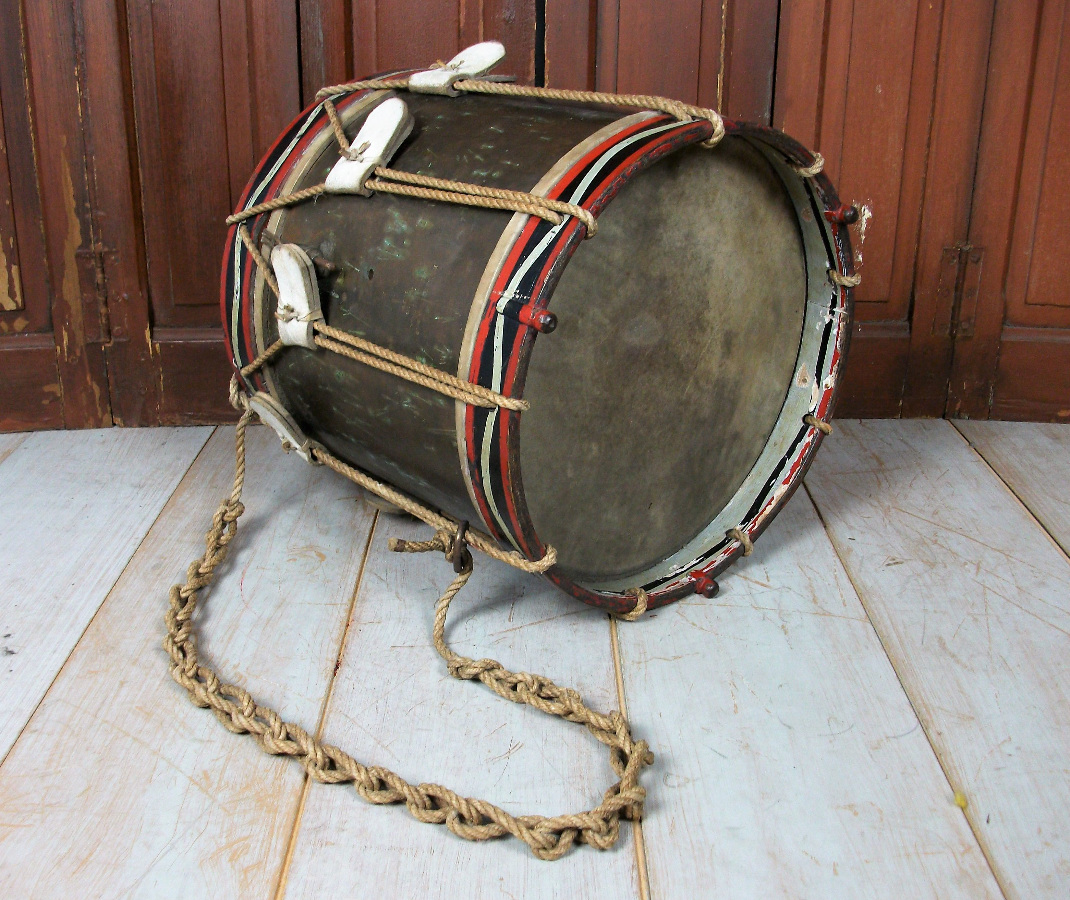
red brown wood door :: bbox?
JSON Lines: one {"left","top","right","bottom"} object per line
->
{"left": 775, "top": 0, "right": 998, "bottom": 417}
{"left": 4, "top": 0, "right": 1067, "bottom": 429}
{"left": 0, "top": 3, "right": 113, "bottom": 430}
{"left": 776, "top": 0, "right": 1070, "bottom": 420}
{"left": 949, "top": 0, "right": 1070, "bottom": 421}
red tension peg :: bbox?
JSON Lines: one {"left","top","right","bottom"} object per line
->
{"left": 688, "top": 571, "right": 720, "bottom": 598}
{"left": 517, "top": 305, "right": 558, "bottom": 334}
{"left": 825, "top": 204, "right": 859, "bottom": 225}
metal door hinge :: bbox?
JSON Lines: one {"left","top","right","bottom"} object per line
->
{"left": 932, "top": 243, "right": 984, "bottom": 339}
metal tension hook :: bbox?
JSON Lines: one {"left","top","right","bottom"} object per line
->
{"left": 448, "top": 520, "right": 473, "bottom": 573}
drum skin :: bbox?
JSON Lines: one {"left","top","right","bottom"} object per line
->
{"left": 222, "top": 77, "right": 855, "bottom": 613}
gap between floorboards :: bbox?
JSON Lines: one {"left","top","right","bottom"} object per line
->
{"left": 949, "top": 421, "right": 1070, "bottom": 564}
{"left": 272, "top": 511, "right": 380, "bottom": 900}
{"left": 609, "top": 615, "right": 652, "bottom": 900}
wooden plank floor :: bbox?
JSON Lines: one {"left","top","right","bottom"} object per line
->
{"left": 0, "top": 420, "right": 1067, "bottom": 899}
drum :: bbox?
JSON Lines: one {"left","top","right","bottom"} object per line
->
{"left": 221, "top": 45, "right": 856, "bottom": 614}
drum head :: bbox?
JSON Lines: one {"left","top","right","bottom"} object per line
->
{"left": 520, "top": 137, "right": 807, "bottom": 584}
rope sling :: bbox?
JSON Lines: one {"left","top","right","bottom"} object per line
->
{"left": 166, "top": 60, "right": 855, "bottom": 859}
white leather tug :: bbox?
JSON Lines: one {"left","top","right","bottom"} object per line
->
{"left": 248, "top": 392, "right": 322, "bottom": 464}
{"left": 324, "top": 97, "right": 414, "bottom": 195}
{"left": 271, "top": 243, "right": 322, "bottom": 349}
{"left": 408, "top": 41, "right": 506, "bottom": 96}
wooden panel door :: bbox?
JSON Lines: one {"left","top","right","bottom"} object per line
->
{"left": 117, "top": 0, "right": 535, "bottom": 425}
{"left": 121, "top": 0, "right": 301, "bottom": 423}
{"left": 7, "top": 0, "right": 1065, "bottom": 428}
{"left": 0, "top": 2, "right": 112, "bottom": 430}
{"left": 300, "top": 0, "right": 537, "bottom": 103}
{"left": 0, "top": 0, "right": 302, "bottom": 429}
{"left": 546, "top": 0, "right": 779, "bottom": 122}
{"left": 775, "top": 0, "right": 996, "bottom": 417}
{"left": 949, "top": 0, "right": 1070, "bottom": 421}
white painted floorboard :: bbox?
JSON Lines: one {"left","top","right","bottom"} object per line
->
{"left": 956, "top": 421, "right": 1070, "bottom": 557}
{"left": 0, "top": 432, "right": 26, "bottom": 467}
{"left": 616, "top": 490, "right": 1002, "bottom": 900}
{"left": 281, "top": 518, "right": 640, "bottom": 899}
{"left": 1, "top": 420, "right": 1067, "bottom": 898}
{"left": 0, "top": 426, "right": 375, "bottom": 899}
{"left": 805, "top": 420, "right": 1070, "bottom": 900}
{"left": 0, "top": 426, "right": 211, "bottom": 760}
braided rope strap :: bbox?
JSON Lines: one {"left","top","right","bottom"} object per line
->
{"left": 164, "top": 402, "right": 653, "bottom": 860}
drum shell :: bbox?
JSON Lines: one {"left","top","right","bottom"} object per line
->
{"left": 223, "top": 87, "right": 854, "bottom": 613}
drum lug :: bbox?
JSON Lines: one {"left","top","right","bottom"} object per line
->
{"left": 272, "top": 244, "right": 324, "bottom": 350}
{"left": 247, "top": 392, "right": 323, "bottom": 465}
{"left": 825, "top": 203, "right": 859, "bottom": 225}
{"left": 515, "top": 305, "right": 558, "bottom": 334}
{"left": 324, "top": 97, "right": 414, "bottom": 195}
{"left": 688, "top": 571, "right": 720, "bottom": 598}
{"left": 409, "top": 42, "right": 506, "bottom": 96}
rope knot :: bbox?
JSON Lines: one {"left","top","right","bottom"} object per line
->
{"left": 228, "top": 375, "right": 249, "bottom": 411}
{"left": 169, "top": 386, "right": 655, "bottom": 861}
{"left": 794, "top": 152, "right": 825, "bottom": 178}
{"left": 615, "top": 588, "right": 648, "bottom": 621}
{"left": 345, "top": 139, "right": 372, "bottom": 162}
{"left": 727, "top": 526, "right": 753, "bottom": 557}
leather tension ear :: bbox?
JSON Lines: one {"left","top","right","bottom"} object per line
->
{"left": 408, "top": 42, "right": 506, "bottom": 96}
{"left": 324, "top": 97, "right": 415, "bottom": 195}
{"left": 247, "top": 391, "right": 322, "bottom": 464}
{"left": 270, "top": 244, "right": 322, "bottom": 350}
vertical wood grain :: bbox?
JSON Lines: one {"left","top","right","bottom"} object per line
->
{"left": 0, "top": 6, "right": 48, "bottom": 331}
{"left": 546, "top": 0, "right": 597, "bottom": 89}
{"left": 128, "top": 0, "right": 299, "bottom": 327}
{"left": 482, "top": 0, "right": 537, "bottom": 83}
{"left": 901, "top": 0, "right": 996, "bottom": 416}
{"left": 595, "top": 0, "right": 620, "bottom": 91}
{"left": 19, "top": 0, "right": 113, "bottom": 427}
{"left": 377, "top": 0, "right": 461, "bottom": 72}
{"left": 774, "top": 0, "right": 1003, "bottom": 418}
{"left": 772, "top": 0, "right": 827, "bottom": 147}
{"left": 80, "top": 0, "right": 161, "bottom": 426}
{"left": 129, "top": 0, "right": 231, "bottom": 324}
{"left": 0, "top": 82, "right": 23, "bottom": 315}
{"left": 1004, "top": 0, "right": 1070, "bottom": 322}
{"left": 300, "top": 0, "right": 352, "bottom": 102}
{"left": 717, "top": 0, "right": 778, "bottom": 122}
{"left": 616, "top": 0, "right": 703, "bottom": 101}
{"left": 949, "top": 0, "right": 1070, "bottom": 420}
